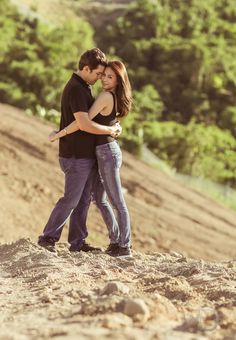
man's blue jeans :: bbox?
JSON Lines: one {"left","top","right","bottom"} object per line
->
{"left": 94, "top": 141, "right": 131, "bottom": 247}
{"left": 70, "top": 164, "right": 120, "bottom": 247}
{"left": 41, "top": 157, "right": 96, "bottom": 250}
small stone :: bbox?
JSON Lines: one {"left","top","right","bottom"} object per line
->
{"left": 169, "top": 250, "right": 183, "bottom": 258}
{"left": 40, "top": 293, "right": 52, "bottom": 303}
{"left": 40, "top": 288, "right": 53, "bottom": 303}
{"left": 101, "top": 282, "right": 129, "bottom": 296}
{"left": 123, "top": 298, "right": 150, "bottom": 320}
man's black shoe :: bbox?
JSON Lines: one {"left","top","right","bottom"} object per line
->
{"left": 105, "top": 243, "right": 119, "bottom": 255}
{"left": 38, "top": 237, "right": 56, "bottom": 253}
{"left": 70, "top": 242, "right": 103, "bottom": 253}
{"left": 112, "top": 246, "right": 132, "bottom": 258}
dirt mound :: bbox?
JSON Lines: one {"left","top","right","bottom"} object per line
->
{"left": 0, "top": 238, "right": 235, "bottom": 339}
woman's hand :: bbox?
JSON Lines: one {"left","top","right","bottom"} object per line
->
{"left": 49, "top": 130, "right": 59, "bottom": 142}
{"left": 110, "top": 122, "right": 122, "bottom": 138}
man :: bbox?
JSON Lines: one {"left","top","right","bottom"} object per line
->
{"left": 38, "top": 48, "right": 121, "bottom": 253}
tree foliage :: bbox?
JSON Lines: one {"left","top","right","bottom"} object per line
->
{"left": 0, "top": 0, "right": 94, "bottom": 110}
{"left": 93, "top": 0, "right": 236, "bottom": 186}
{"left": 144, "top": 121, "right": 236, "bottom": 186}
{"left": 96, "top": 0, "right": 236, "bottom": 129}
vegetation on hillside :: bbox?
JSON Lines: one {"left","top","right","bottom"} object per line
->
{"left": 1, "top": 0, "right": 236, "bottom": 188}
{"left": 0, "top": 0, "right": 93, "bottom": 110}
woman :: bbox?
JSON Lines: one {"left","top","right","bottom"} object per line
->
{"left": 49, "top": 60, "right": 132, "bottom": 257}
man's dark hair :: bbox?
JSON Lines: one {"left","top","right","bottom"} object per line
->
{"left": 78, "top": 48, "right": 107, "bottom": 71}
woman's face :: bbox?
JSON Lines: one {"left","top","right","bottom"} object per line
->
{"left": 101, "top": 67, "right": 117, "bottom": 91}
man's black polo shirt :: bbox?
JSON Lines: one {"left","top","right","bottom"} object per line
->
{"left": 59, "top": 73, "right": 95, "bottom": 158}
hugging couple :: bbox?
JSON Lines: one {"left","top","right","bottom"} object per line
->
{"left": 38, "top": 47, "right": 133, "bottom": 258}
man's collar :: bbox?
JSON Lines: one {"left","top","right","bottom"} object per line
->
{"left": 72, "top": 72, "right": 91, "bottom": 89}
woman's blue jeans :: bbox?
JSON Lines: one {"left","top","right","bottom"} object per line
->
{"left": 94, "top": 141, "right": 131, "bottom": 247}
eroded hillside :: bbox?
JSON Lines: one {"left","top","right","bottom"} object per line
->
{"left": 1, "top": 103, "right": 236, "bottom": 260}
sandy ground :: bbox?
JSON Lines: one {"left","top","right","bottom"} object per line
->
{"left": 0, "top": 103, "right": 236, "bottom": 339}
{"left": 0, "top": 238, "right": 235, "bottom": 340}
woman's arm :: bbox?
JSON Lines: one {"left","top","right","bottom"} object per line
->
{"left": 88, "top": 91, "right": 112, "bottom": 119}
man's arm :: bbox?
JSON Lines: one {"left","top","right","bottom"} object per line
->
{"left": 49, "top": 113, "right": 121, "bottom": 142}
{"left": 48, "top": 92, "right": 121, "bottom": 142}
{"left": 74, "top": 111, "right": 120, "bottom": 135}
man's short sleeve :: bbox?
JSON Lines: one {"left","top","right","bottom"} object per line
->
{"left": 69, "top": 86, "right": 89, "bottom": 113}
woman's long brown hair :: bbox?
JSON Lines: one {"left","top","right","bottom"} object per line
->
{"left": 107, "top": 60, "right": 132, "bottom": 117}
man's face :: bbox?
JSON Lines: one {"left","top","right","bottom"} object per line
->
{"left": 87, "top": 65, "right": 105, "bottom": 85}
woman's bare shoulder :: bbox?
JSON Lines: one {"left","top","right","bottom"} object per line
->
{"left": 96, "top": 91, "right": 113, "bottom": 102}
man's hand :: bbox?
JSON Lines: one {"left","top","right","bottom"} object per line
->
{"left": 110, "top": 122, "right": 122, "bottom": 138}
{"left": 49, "top": 130, "right": 58, "bottom": 142}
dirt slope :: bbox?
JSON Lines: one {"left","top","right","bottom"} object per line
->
{"left": 0, "top": 103, "right": 236, "bottom": 260}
